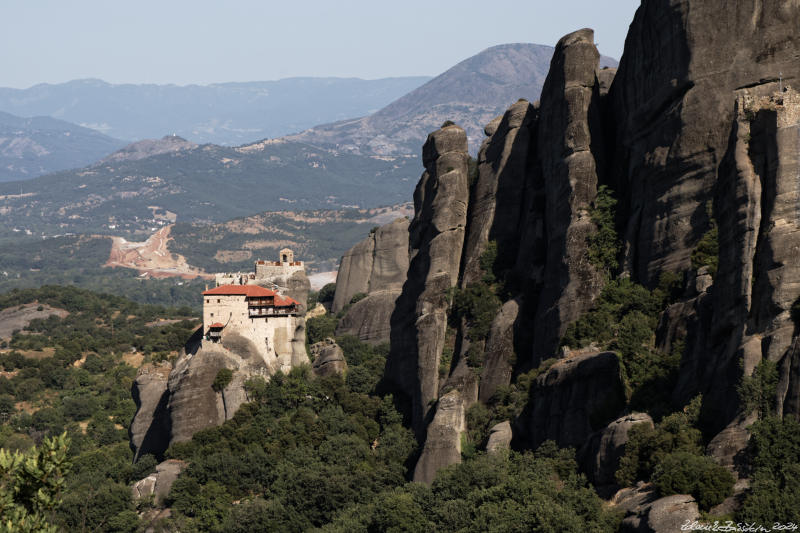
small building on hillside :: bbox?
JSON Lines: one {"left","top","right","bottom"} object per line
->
{"left": 202, "top": 284, "right": 300, "bottom": 366}
{"left": 216, "top": 249, "right": 304, "bottom": 287}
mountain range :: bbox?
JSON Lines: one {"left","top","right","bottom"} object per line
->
{"left": 0, "top": 77, "right": 430, "bottom": 145}
{"left": 0, "top": 43, "right": 610, "bottom": 236}
{"left": 283, "top": 43, "right": 618, "bottom": 154}
{"left": 0, "top": 111, "right": 126, "bottom": 181}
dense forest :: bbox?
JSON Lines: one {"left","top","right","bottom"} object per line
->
{"left": 0, "top": 286, "right": 198, "bottom": 531}
{"left": 0, "top": 278, "right": 798, "bottom": 531}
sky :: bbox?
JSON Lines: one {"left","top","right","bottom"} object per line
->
{"left": 2, "top": 0, "right": 641, "bottom": 89}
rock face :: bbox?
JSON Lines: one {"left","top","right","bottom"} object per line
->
{"left": 704, "top": 87, "right": 800, "bottom": 428}
{"left": 310, "top": 338, "right": 348, "bottom": 377}
{"left": 620, "top": 494, "right": 700, "bottom": 533}
{"left": 130, "top": 362, "right": 172, "bottom": 461}
{"left": 412, "top": 390, "right": 466, "bottom": 484}
{"left": 612, "top": 0, "right": 800, "bottom": 285}
{"left": 460, "top": 99, "right": 536, "bottom": 289}
{"left": 165, "top": 344, "right": 252, "bottom": 445}
{"left": 335, "top": 291, "right": 399, "bottom": 345}
{"left": 486, "top": 420, "right": 513, "bottom": 454}
{"left": 478, "top": 299, "right": 520, "bottom": 403}
{"left": 532, "top": 28, "right": 606, "bottom": 362}
{"left": 131, "top": 325, "right": 310, "bottom": 457}
{"left": 131, "top": 459, "right": 187, "bottom": 506}
{"left": 332, "top": 217, "right": 409, "bottom": 313}
{"left": 515, "top": 351, "right": 626, "bottom": 450}
{"left": 581, "top": 413, "right": 654, "bottom": 493}
{"left": 386, "top": 124, "right": 470, "bottom": 435}
{"left": 333, "top": 217, "right": 409, "bottom": 344}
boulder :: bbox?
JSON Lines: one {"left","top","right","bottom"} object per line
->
{"left": 581, "top": 412, "right": 654, "bottom": 494}
{"left": 485, "top": 421, "right": 512, "bottom": 454}
{"left": 131, "top": 459, "right": 187, "bottom": 506}
{"left": 621, "top": 494, "right": 700, "bottom": 533}
{"left": 310, "top": 338, "right": 348, "bottom": 377}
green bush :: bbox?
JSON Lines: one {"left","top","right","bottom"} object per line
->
{"left": 691, "top": 203, "right": 718, "bottom": 277}
{"left": 738, "top": 417, "right": 800, "bottom": 523}
{"left": 652, "top": 451, "right": 735, "bottom": 509}
{"left": 616, "top": 400, "right": 704, "bottom": 486}
{"left": 349, "top": 292, "right": 367, "bottom": 305}
{"left": 450, "top": 282, "right": 501, "bottom": 341}
{"left": 588, "top": 185, "right": 621, "bottom": 274}
{"left": 0, "top": 433, "right": 71, "bottom": 533}
{"left": 212, "top": 368, "right": 233, "bottom": 392}
{"left": 318, "top": 283, "right": 336, "bottom": 304}
{"left": 306, "top": 315, "right": 338, "bottom": 345}
{"left": 737, "top": 359, "right": 778, "bottom": 418}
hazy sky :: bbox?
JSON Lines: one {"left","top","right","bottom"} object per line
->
{"left": 2, "top": 0, "right": 640, "bottom": 88}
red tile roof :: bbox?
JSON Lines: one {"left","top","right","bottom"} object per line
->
{"left": 274, "top": 295, "right": 300, "bottom": 307}
{"left": 203, "top": 284, "right": 277, "bottom": 297}
{"left": 208, "top": 322, "right": 225, "bottom": 328}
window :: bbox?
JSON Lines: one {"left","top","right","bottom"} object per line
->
{"left": 210, "top": 313, "right": 214, "bottom": 317}
{"left": 217, "top": 299, "right": 220, "bottom": 303}
{"left": 206, "top": 299, "right": 209, "bottom": 303}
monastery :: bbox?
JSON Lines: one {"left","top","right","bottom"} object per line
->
{"left": 201, "top": 249, "right": 305, "bottom": 370}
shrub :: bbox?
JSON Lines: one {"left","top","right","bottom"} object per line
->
{"left": 349, "top": 292, "right": 367, "bottom": 305}
{"left": 652, "top": 451, "right": 735, "bottom": 510}
{"left": 616, "top": 403, "right": 703, "bottom": 486}
{"left": 738, "top": 417, "right": 800, "bottom": 523}
{"left": 737, "top": 359, "right": 778, "bottom": 418}
{"left": 306, "top": 315, "right": 338, "bottom": 345}
{"left": 317, "top": 283, "right": 336, "bottom": 304}
{"left": 588, "top": 185, "right": 621, "bottom": 274}
{"left": 0, "top": 433, "right": 71, "bottom": 532}
{"left": 450, "top": 282, "right": 501, "bottom": 341}
{"left": 691, "top": 203, "right": 718, "bottom": 277}
{"left": 212, "top": 368, "right": 233, "bottom": 392}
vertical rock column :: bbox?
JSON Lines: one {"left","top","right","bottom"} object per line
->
{"left": 449, "top": 99, "right": 538, "bottom": 402}
{"left": 386, "top": 124, "right": 469, "bottom": 435}
{"left": 532, "top": 29, "right": 606, "bottom": 362}
{"left": 706, "top": 87, "right": 800, "bottom": 427}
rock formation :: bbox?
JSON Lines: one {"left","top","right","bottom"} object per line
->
{"left": 131, "top": 459, "right": 186, "bottom": 506}
{"left": 515, "top": 351, "right": 627, "bottom": 450}
{"left": 620, "top": 494, "right": 700, "bottom": 533}
{"left": 485, "top": 420, "right": 512, "bottom": 454}
{"left": 310, "top": 338, "right": 348, "bottom": 377}
{"left": 332, "top": 217, "right": 409, "bottom": 313}
{"left": 532, "top": 28, "right": 606, "bottom": 362}
{"left": 333, "top": 217, "right": 409, "bottom": 344}
{"left": 386, "top": 124, "right": 470, "bottom": 436}
{"left": 130, "top": 362, "right": 172, "bottom": 461}
{"left": 581, "top": 412, "right": 654, "bottom": 494}
{"left": 412, "top": 389, "right": 466, "bottom": 484}
{"left": 612, "top": 0, "right": 800, "bottom": 285}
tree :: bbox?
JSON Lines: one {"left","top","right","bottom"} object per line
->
{"left": 0, "top": 433, "right": 71, "bottom": 533}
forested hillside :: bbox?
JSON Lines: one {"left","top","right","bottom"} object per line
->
{"left": 0, "top": 286, "right": 199, "bottom": 530}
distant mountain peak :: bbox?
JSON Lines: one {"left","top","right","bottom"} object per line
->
{"left": 101, "top": 136, "right": 198, "bottom": 164}
{"left": 282, "top": 42, "right": 618, "bottom": 155}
